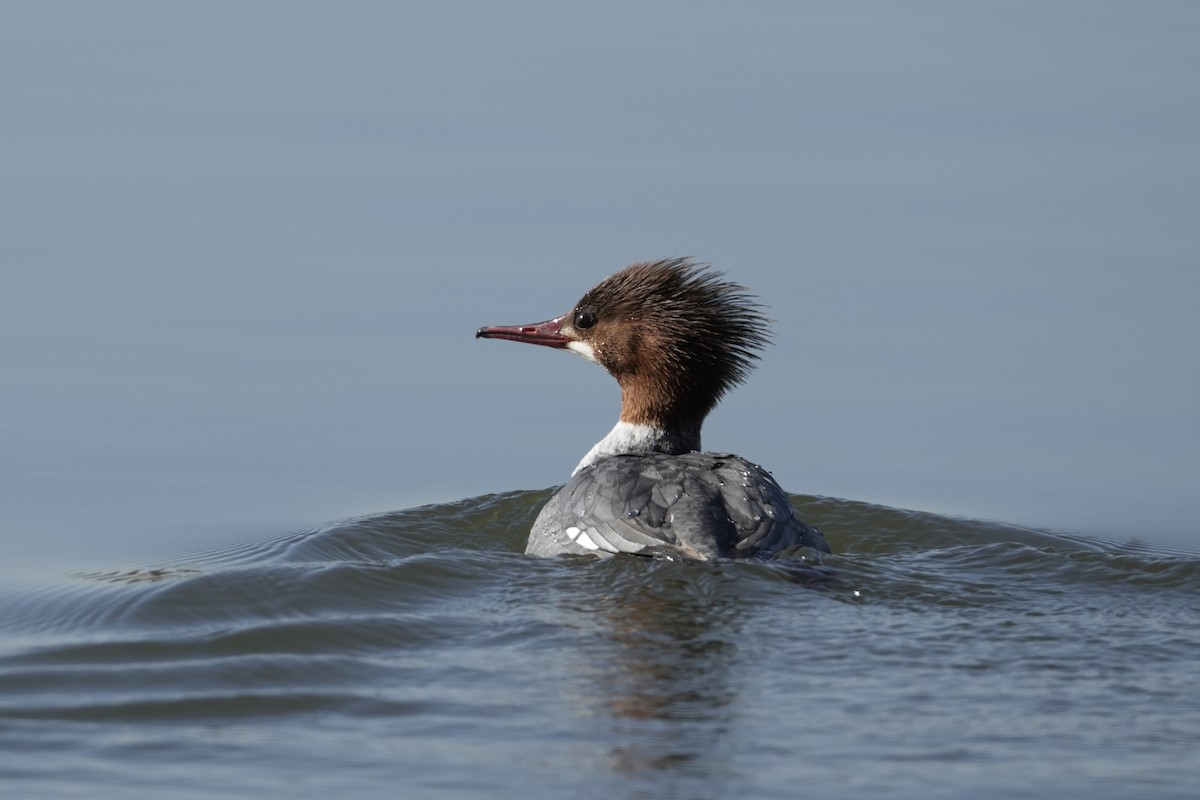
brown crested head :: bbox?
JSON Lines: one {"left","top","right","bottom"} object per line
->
{"left": 558, "top": 258, "right": 771, "bottom": 429}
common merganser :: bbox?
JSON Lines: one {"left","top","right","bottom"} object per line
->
{"left": 476, "top": 258, "right": 830, "bottom": 559}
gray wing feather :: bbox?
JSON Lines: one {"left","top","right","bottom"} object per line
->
{"left": 525, "top": 452, "right": 830, "bottom": 558}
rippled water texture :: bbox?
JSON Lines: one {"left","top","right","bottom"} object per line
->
{"left": 2, "top": 493, "right": 1196, "bottom": 799}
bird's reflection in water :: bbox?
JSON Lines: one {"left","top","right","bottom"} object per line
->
{"left": 555, "top": 560, "right": 751, "bottom": 784}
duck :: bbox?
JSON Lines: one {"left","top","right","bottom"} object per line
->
{"left": 476, "top": 258, "right": 829, "bottom": 559}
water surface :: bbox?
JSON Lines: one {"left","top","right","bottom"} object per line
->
{"left": 2, "top": 494, "right": 1196, "bottom": 798}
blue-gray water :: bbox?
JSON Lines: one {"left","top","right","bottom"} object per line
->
{"left": 2, "top": 2, "right": 1199, "bottom": 797}
{"left": 3, "top": 493, "right": 1198, "bottom": 799}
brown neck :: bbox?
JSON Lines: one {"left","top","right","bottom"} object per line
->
{"left": 617, "top": 378, "right": 705, "bottom": 453}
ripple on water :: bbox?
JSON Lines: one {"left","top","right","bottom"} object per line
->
{"left": 1, "top": 489, "right": 1197, "bottom": 799}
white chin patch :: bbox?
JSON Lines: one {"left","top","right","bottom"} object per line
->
{"left": 566, "top": 340, "right": 597, "bottom": 363}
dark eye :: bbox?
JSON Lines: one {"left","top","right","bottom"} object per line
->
{"left": 574, "top": 309, "right": 596, "bottom": 329}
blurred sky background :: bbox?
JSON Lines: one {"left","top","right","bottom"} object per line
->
{"left": 2, "top": 1, "right": 1198, "bottom": 572}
